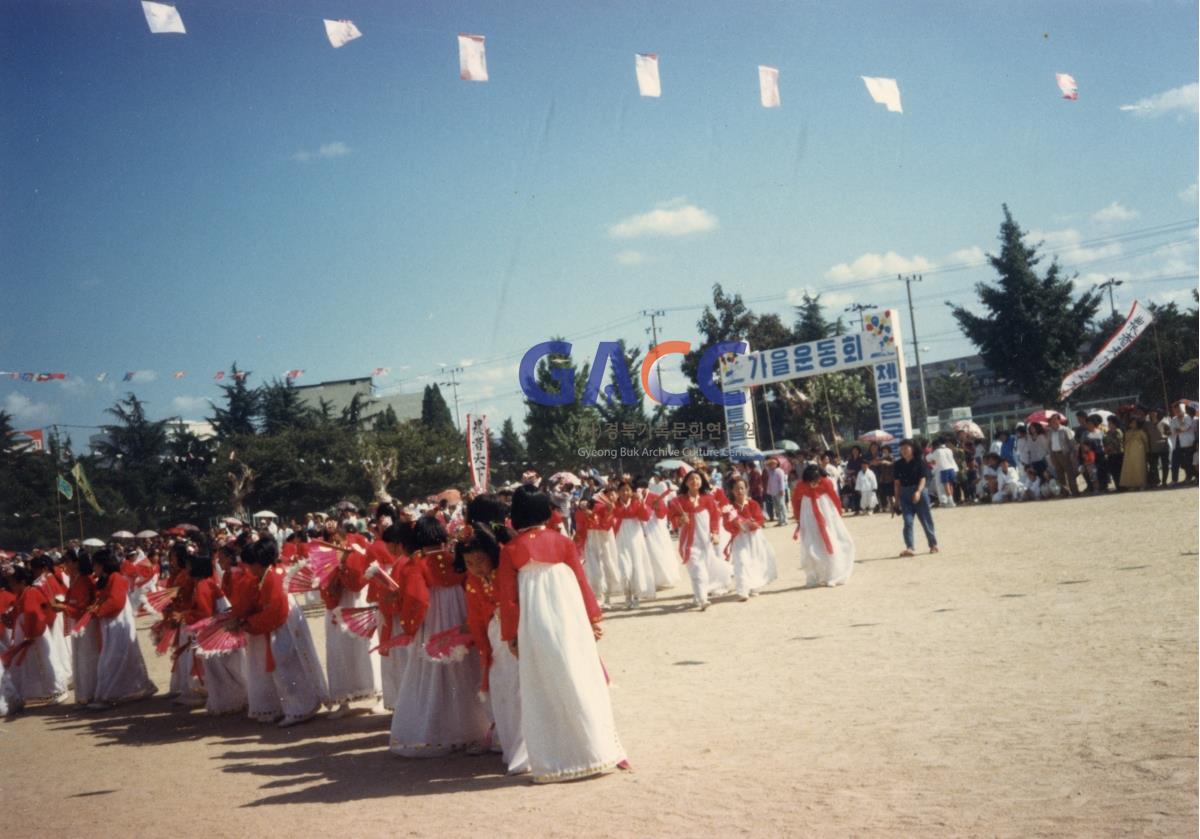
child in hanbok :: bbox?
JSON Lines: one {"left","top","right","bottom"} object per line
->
{"left": 184, "top": 554, "right": 246, "bottom": 716}
{"left": 57, "top": 550, "right": 99, "bottom": 705}
{"left": 3, "top": 566, "right": 68, "bottom": 709}
{"left": 611, "top": 481, "right": 656, "bottom": 609}
{"left": 496, "top": 485, "right": 627, "bottom": 783}
{"left": 668, "top": 470, "right": 733, "bottom": 610}
{"left": 239, "top": 537, "right": 329, "bottom": 728}
{"left": 164, "top": 543, "right": 204, "bottom": 706}
{"left": 642, "top": 482, "right": 679, "bottom": 590}
{"left": 389, "top": 516, "right": 489, "bottom": 757}
{"left": 580, "top": 493, "right": 622, "bottom": 609}
{"left": 855, "top": 462, "right": 879, "bottom": 515}
{"left": 30, "top": 555, "right": 72, "bottom": 691}
{"left": 722, "top": 477, "right": 777, "bottom": 600}
{"left": 319, "top": 528, "right": 381, "bottom": 718}
{"left": 89, "top": 550, "right": 157, "bottom": 708}
{"left": 366, "top": 523, "right": 413, "bottom": 713}
{"left": 792, "top": 464, "right": 856, "bottom": 587}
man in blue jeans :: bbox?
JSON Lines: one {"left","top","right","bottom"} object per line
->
{"left": 892, "top": 438, "right": 939, "bottom": 557}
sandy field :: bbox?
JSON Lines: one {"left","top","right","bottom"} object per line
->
{"left": 3, "top": 488, "right": 1197, "bottom": 838}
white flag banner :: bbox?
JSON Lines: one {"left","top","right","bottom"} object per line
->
{"left": 1059, "top": 301, "right": 1153, "bottom": 400}
{"left": 466, "top": 413, "right": 490, "bottom": 492}
{"left": 1055, "top": 72, "right": 1078, "bottom": 100}
{"left": 458, "top": 34, "right": 488, "bottom": 82}
{"left": 323, "top": 19, "right": 362, "bottom": 49}
{"left": 861, "top": 76, "right": 902, "bottom": 113}
{"left": 758, "top": 65, "right": 780, "bottom": 108}
{"left": 635, "top": 53, "right": 661, "bottom": 98}
{"left": 142, "top": 1, "right": 185, "bottom": 35}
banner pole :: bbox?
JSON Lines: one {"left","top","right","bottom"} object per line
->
{"left": 1151, "top": 320, "right": 1170, "bottom": 411}
{"left": 55, "top": 475, "right": 65, "bottom": 550}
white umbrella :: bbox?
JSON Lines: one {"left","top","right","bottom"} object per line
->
{"left": 777, "top": 439, "right": 801, "bottom": 452}
{"left": 952, "top": 420, "right": 984, "bottom": 439}
{"left": 252, "top": 510, "right": 278, "bottom": 519}
{"left": 111, "top": 530, "right": 135, "bottom": 539}
{"left": 222, "top": 516, "right": 243, "bottom": 526}
{"left": 82, "top": 538, "right": 105, "bottom": 548}
{"left": 858, "top": 429, "right": 895, "bottom": 443}
{"left": 136, "top": 529, "right": 158, "bottom": 539}
{"left": 654, "top": 458, "right": 688, "bottom": 472}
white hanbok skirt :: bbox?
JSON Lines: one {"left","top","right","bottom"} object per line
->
{"left": 583, "top": 530, "right": 621, "bottom": 604}
{"left": 798, "top": 494, "right": 856, "bottom": 587}
{"left": 95, "top": 599, "right": 155, "bottom": 703}
{"left": 244, "top": 603, "right": 330, "bottom": 721}
{"left": 201, "top": 597, "right": 247, "bottom": 715}
{"left": 379, "top": 614, "right": 405, "bottom": 712}
{"left": 46, "top": 612, "right": 73, "bottom": 687}
{"left": 729, "top": 528, "right": 778, "bottom": 597}
{"left": 517, "top": 561, "right": 625, "bottom": 783}
{"left": 486, "top": 614, "right": 529, "bottom": 774}
{"left": 389, "top": 585, "right": 490, "bottom": 757}
{"left": 683, "top": 509, "right": 733, "bottom": 604}
{"left": 325, "top": 588, "right": 381, "bottom": 704}
{"left": 643, "top": 516, "right": 680, "bottom": 589}
{"left": 9, "top": 625, "right": 67, "bottom": 702}
{"left": 614, "top": 520, "right": 656, "bottom": 602}
{"left": 169, "top": 626, "right": 204, "bottom": 700}
{"left": 71, "top": 620, "right": 101, "bottom": 704}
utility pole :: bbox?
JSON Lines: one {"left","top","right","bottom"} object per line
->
{"left": 641, "top": 309, "right": 666, "bottom": 349}
{"left": 1095, "top": 277, "right": 1124, "bottom": 318}
{"left": 900, "top": 274, "right": 930, "bottom": 429}
{"left": 439, "top": 366, "right": 464, "bottom": 432}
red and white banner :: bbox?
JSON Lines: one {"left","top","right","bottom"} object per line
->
{"left": 1059, "top": 300, "right": 1154, "bottom": 400}
{"left": 11, "top": 428, "right": 46, "bottom": 453}
{"left": 465, "top": 413, "right": 490, "bottom": 492}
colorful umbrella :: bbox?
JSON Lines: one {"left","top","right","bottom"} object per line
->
{"left": 436, "top": 489, "right": 462, "bottom": 505}
{"left": 952, "top": 420, "right": 984, "bottom": 439}
{"left": 858, "top": 429, "right": 895, "bottom": 443}
{"left": 1024, "top": 409, "right": 1067, "bottom": 426}
{"left": 549, "top": 471, "right": 581, "bottom": 486}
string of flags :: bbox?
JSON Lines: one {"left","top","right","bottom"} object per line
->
{"left": 3, "top": 367, "right": 391, "bottom": 384}
{"left": 134, "top": 2, "right": 1079, "bottom": 109}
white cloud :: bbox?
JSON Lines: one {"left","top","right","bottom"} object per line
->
{"left": 459, "top": 358, "right": 476, "bottom": 368}
{"left": 946, "top": 245, "right": 986, "bottom": 265}
{"left": 784, "top": 288, "right": 871, "bottom": 312}
{"left": 614, "top": 249, "right": 646, "bottom": 266}
{"left": 1028, "top": 228, "right": 1122, "bottom": 265}
{"left": 824, "top": 251, "right": 934, "bottom": 282}
{"left": 1180, "top": 183, "right": 1198, "bottom": 204}
{"left": 292, "top": 141, "right": 352, "bottom": 163}
{"left": 1119, "top": 82, "right": 1199, "bottom": 118}
{"left": 171, "top": 395, "right": 210, "bottom": 416}
{"left": 1152, "top": 287, "right": 1198, "bottom": 307}
{"left": 607, "top": 198, "right": 718, "bottom": 239}
{"left": 1091, "top": 201, "right": 1138, "bottom": 224}
{"left": 4, "top": 392, "right": 51, "bottom": 423}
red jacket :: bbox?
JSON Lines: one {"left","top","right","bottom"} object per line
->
{"left": 496, "top": 526, "right": 600, "bottom": 643}
{"left": 244, "top": 568, "right": 289, "bottom": 636}
{"left": 94, "top": 574, "right": 130, "bottom": 620}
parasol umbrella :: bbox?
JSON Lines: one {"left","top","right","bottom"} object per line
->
{"left": 221, "top": 516, "right": 243, "bottom": 526}
{"left": 776, "top": 439, "right": 800, "bottom": 452}
{"left": 436, "top": 489, "right": 462, "bottom": 505}
{"left": 172, "top": 523, "right": 201, "bottom": 533}
{"left": 82, "top": 538, "right": 106, "bottom": 548}
{"left": 548, "top": 471, "right": 581, "bottom": 486}
{"left": 136, "top": 530, "right": 158, "bottom": 539}
{"left": 252, "top": 510, "right": 278, "bottom": 520}
{"left": 111, "top": 530, "right": 135, "bottom": 539}
{"left": 1024, "top": 409, "right": 1066, "bottom": 426}
{"left": 654, "top": 458, "right": 687, "bottom": 472}
{"left": 335, "top": 500, "right": 359, "bottom": 512}
{"left": 858, "top": 429, "right": 895, "bottom": 444}
{"left": 952, "top": 420, "right": 984, "bottom": 439}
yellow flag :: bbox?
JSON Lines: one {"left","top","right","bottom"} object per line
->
{"left": 70, "top": 462, "right": 105, "bottom": 515}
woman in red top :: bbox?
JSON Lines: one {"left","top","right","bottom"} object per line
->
{"left": 722, "top": 476, "right": 778, "bottom": 600}
{"left": 90, "top": 550, "right": 156, "bottom": 709}
{"left": 319, "top": 525, "right": 381, "bottom": 718}
{"left": 668, "top": 470, "right": 733, "bottom": 610}
{"left": 611, "top": 480, "right": 655, "bottom": 609}
{"left": 4, "top": 565, "right": 68, "bottom": 707}
{"left": 581, "top": 490, "right": 621, "bottom": 610}
{"left": 184, "top": 554, "right": 246, "bottom": 716}
{"left": 495, "top": 486, "right": 627, "bottom": 784}
{"left": 238, "top": 537, "right": 329, "bottom": 728}
{"left": 164, "top": 542, "right": 203, "bottom": 705}
{"left": 57, "top": 550, "right": 99, "bottom": 704}
{"left": 368, "top": 522, "right": 425, "bottom": 713}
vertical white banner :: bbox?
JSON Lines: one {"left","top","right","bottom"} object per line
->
{"left": 466, "top": 413, "right": 490, "bottom": 492}
{"left": 758, "top": 65, "right": 780, "bottom": 108}
{"left": 458, "top": 34, "right": 489, "bottom": 82}
{"left": 635, "top": 53, "right": 661, "bottom": 97}
{"left": 720, "top": 343, "right": 759, "bottom": 453}
{"left": 862, "top": 309, "right": 913, "bottom": 450}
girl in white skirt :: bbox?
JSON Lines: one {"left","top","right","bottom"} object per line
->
{"left": 90, "top": 551, "right": 156, "bottom": 709}
{"left": 389, "top": 516, "right": 490, "bottom": 757}
{"left": 722, "top": 476, "right": 778, "bottom": 600}
{"left": 792, "top": 464, "right": 856, "bottom": 587}
{"left": 31, "top": 556, "right": 72, "bottom": 692}
{"left": 495, "top": 485, "right": 627, "bottom": 784}
{"left": 57, "top": 550, "right": 99, "bottom": 705}
{"left": 642, "top": 482, "right": 680, "bottom": 590}
{"left": 319, "top": 529, "right": 381, "bottom": 718}
{"left": 580, "top": 494, "right": 622, "bottom": 609}
{"left": 668, "top": 470, "right": 734, "bottom": 611}
{"left": 184, "top": 553, "right": 246, "bottom": 716}
{"left": 611, "top": 481, "right": 656, "bottom": 609}
{"left": 855, "top": 462, "right": 879, "bottom": 514}
{"left": 3, "top": 566, "right": 69, "bottom": 708}
{"left": 239, "top": 537, "right": 330, "bottom": 728}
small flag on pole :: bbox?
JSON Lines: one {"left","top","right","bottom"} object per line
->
{"left": 324, "top": 19, "right": 362, "bottom": 49}
{"left": 57, "top": 475, "right": 74, "bottom": 501}
{"left": 635, "top": 53, "right": 661, "bottom": 98}
{"left": 141, "top": 1, "right": 186, "bottom": 35}
{"left": 173, "top": 370, "right": 185, "bottom": 379}
{"left": 285, "top": 369, "right": 304, "bottom": 381}
{"left": 861, "top": 76, "right": 903, "bottom": 113}
{"left": 1055, "top": 73, "right": 1078, "bottom": 100}
{"left": 214, "top": 371, "right": 225, "bottom": 381}
{"left": 758, "top": 65, "right": 780, "bottom": 108}
{"left": 233, "top": 372, "right": 248, "bottom": 382}
{"left": 458, "top": 34, "right": 488, "bottom": 82}
{"left": 71, "top": 462, "right": 105, "bottom": 515}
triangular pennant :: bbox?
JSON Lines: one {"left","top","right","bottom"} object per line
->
{"left": 861, "top": 76, "right": 902, "bottom": 113}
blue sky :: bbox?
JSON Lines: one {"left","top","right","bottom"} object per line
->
{"left": 2, "top": 0, "right": 1196, "bottom": 440}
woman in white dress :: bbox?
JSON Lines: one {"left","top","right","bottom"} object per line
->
{"left": 319, "top": 528, "right": 381, "bottom": 719}
{"left": 855, "top": 463, "right": 879, "bottom": 515}
{"left": 183, "top": 553, "right": 247, "bottom": 716}
{"left": 31, "top": 556, "right": 72, "bottom": 692}
{"left": 722, "top": 477, "right": 777, "bottom": 600}
{"left": 580, "top": 492, "right": 622, "bottom": 609}
{"left": 611, "top": 481, "right": 657, "bottom": 609}
{"left": 791, "top": 465, "right": 856, "bottom": 587}
{"left": 4, "top": 566, "right": 69, "bottom": 708}
{"left": 57, "top": 550, "right": 100, "bottom": 705}
{"left": 642, "top": 482, "right": 680, "bottom": 590}
{"left": 90, "top": 550, "right": 157, "bottom": 708}
{"left": 495, "top": 485, "right": 627, "bottom": 783}
{"left": 668, "top": 470, "right": 733, "bottom": 610}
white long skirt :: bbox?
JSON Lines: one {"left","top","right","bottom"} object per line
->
{"left": 71, "top": 620, "right": 101, "bottom": 704}
{"left": 614, "top": 520, "right": 656, "bottom": 604}
{"left": 95, "top": 599, "right": 155, "bottom": 703}
{"left": 128, "top": 574, "right": 158, "bottom": 616}
{"left": 0, "top": 651, "right": 14, "bottom": 715}
{"left": 517, "top": 562, "right": 625, "bottom": 783}
{"left": 274, "top": 603, "right": 330, "bottom": 718}
{"left": 8, "top": 626, "right": 67, "bottom": 702}
{"left": 486, "top": 614, "right": 529, "bottom": 774}
{"left": 325, "top": 588, "right": 381, "bottom": 704}
{"left": 798, "top": 494, "right": 856, "bottom": 587}
{"left": 389, "top": 586, "right": 490, "bottom": 757}
{"left": 46, "top": 613, "right": 73, "bottom": 687}
{"left": 584, "top": 530, "right": 621, "bottom": 605}
{"left": 729, "top": 529, "right": 778, "bottom": 597}
{"left": 169, "top": 626, "right": 204, "bottom": 700}
{"left": 683, "top": 510, "right": 734, "bottom": 605}
{"left": 379, "top": 614, "right": 405, "bottom": 712}
{"left": 201, "top": 597, "right": 247, "bottom": 715}
{"left": 643, "top": 516, "right": 680, "bottom": 589}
